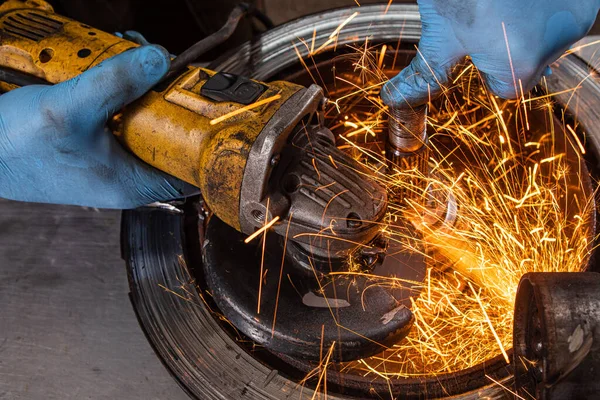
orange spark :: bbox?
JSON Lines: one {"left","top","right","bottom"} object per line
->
{"left": 378, "top": 44, "right": 387, "bottom": 70}
{"left": 469, "top": 282, "right": 510, "bottom": 364}
{"left": 210, "top": 94, "right": 281, "bottom": 125}
{"left": 272, "top": 213, "right": 293, "bottom": 337}
{"left": 244, "top": 216, "right": 280, "bottom": 244}
{"left": 329, "top": 12, "right": 359, "bottom": 40}
{"left": 384, "top": 0, "right": 393, "bottom": 14}
{"left": 501, "top": 21, "right": 519, "bottom": 99}
{"left": 567, "top": 124, "right": 586, "bottom": 155}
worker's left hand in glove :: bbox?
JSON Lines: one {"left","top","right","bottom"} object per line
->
{"left": 0, "top": 45, "right": 198, "bottom": 209}
{"left": 382, "top": 0, "right": 600, "bottom": 107}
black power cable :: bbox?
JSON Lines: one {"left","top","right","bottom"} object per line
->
{"left": 248, "top": 7, "right": 274, "bottom": 30}
{"left": 163, "top": 3, "right": 250, "bottom": 82}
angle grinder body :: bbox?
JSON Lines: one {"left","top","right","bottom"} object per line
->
{"left": 0, "top": 0, "right": 423, "bottom": 362}
{"left": 0, "top": 0, "right": 385, "bottom": 256}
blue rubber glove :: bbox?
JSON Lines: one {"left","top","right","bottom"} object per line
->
{"left": 382, "top": 0, "right": 600, "bottom": 106}
{"left": 0, "top": 45, "right": 198, "bottom": 209}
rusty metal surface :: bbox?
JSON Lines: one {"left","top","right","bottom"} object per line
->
{"left": 0, "top": 199, "right": 188, "bottom": 400}
{"left": 513, "top": 272, "right": 600, "bottom": 400}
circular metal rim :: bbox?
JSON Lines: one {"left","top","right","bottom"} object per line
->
{"left": 122, "top": 4, "right": 600, "bottom": 400}
{"left": 208, "top": 3, "right": 422, "bottom": 80}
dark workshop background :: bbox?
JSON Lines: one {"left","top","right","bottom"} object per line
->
{"left": 1, "top": 1, "right": 600, "bottom": 399}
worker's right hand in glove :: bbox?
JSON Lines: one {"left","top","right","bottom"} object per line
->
{"left": 0, "top": 45, "right": 198, "bottom": 209}
{"left": 382, "top": 0, "right": 600, "bottom": 107}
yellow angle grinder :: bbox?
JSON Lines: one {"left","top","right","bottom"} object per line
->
{"left": 0, "top": 0, "right": 426, "bottom": 361}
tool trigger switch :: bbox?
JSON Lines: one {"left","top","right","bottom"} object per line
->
{"left": 201, "top": 72, "right": 267, "bottom": 105}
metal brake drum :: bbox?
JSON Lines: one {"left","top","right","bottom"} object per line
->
{"left": 121, "top": 4, "right": 600, "bottom": 399}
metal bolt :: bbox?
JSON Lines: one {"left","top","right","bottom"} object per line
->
{"left": 320, "top": 97, "right": 329, "bottom": 111}
{"left": 347, "top": 212, "right": 362, "bottom": 228}
{"left": 386, "top": 104, "right": 429, "bottom": 204}
{"left": 388, "top": 105, "right": 427, "bottom": 153}
{"left": 270, "top": 154, "right": 281, "bottom": 166}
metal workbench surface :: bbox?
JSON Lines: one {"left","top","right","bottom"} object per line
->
{"left": 0, "top": 199, "right": 189, "bottom": 400}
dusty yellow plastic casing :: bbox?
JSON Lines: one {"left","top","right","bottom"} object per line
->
{"left": 0, "top": 0, "right": 304, "bottom": 230}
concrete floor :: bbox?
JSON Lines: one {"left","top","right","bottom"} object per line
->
{"left": 0, "top": 201, "right": 189, "bottom": 400}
